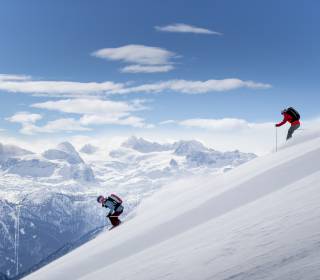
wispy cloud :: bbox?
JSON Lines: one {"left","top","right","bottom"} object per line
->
{"left": 92, "top": 44, "right": 175, "bottom": 65}
{"left": 159, "top": 120, "right": 176, "bottom": 125}
{"left": 121, "top": 64, "right": 174, "bottom": 73}
{"left": 0, "top": 74, "right": 124, "bottom": 97}
{"left": 177, "top": 118, "right": 251, "bottom": 131}
{"left": 6, "top": 112, "right": 42, "bottom": 124}
{"left": 79, "top": 115, "right": 152, "bottom": 128}
{"left": 161, "top": 117, "right": 278, "bottom": 131}
{"left": 112, "top": 79, "right": 272, "bottom": 95}
{"left": 21, "top": 118, "right": 91, "bottom": 135}
{"left": 0, "top": 74, "right": 31, "bottom": 81}
{"left": 6, "top": 98, "right": 153, "bottom": 134}
{"left": 30, "top": 98, "right": 152, "bottom": 132}
{"left": 31, "top": 98, "right": 145, "bottom": 115}
{"left": 155, "top": 23, "right": 222, "bottom": 35}
{"left": 5, "top": 112, "right": 88, "bottom": 135}
{"left": 92, "top": 45, "right": 177, "bottom": 73}
{"left": 0, "top": 74, "right": 271, "bottom": 97}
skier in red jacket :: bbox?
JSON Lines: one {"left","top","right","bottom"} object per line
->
{"left": 275, "top": 107, "right": 300, "bottom": 140}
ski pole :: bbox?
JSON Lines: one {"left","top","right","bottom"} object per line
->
{"left": 275, "top": 126, "right": 278, "bottom": 152}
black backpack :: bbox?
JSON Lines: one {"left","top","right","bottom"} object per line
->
{"left": 286, "top": 107, "right": 300, "bottom": 121}
{"left": 104, "top": 194, "right": 122, "bottom": 211}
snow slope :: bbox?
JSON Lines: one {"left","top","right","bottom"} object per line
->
{"left": 25, "top": 132, "right": 320, "bottom": 279}
{"left": 1, "top": 138, "right": 254, "bottom": 279}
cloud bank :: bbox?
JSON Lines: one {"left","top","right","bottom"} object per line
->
{"left": 0, "top": 74, "right": 271, "bottom": 97}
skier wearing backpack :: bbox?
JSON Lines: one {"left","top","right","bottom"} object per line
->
{"left": 275, "top": 107, "right": 301, "bottom": 140}
{"left": 97, "top": 194, "right": 124, "bottom": 227}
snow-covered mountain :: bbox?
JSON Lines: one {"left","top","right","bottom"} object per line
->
{"left": 0, "top": 142, "right": 98, "bottom": 278}
{"left": 115, "top": 137, "right": 256, "bottom": 170}
{"left": 0, "top": 138, "right": 255, "bottom": 279}
{"left": 0, "top": 142, "right": 95, "bottom": 182}
{"left": 122, "top": 136, "right": 212, "bottom": 155}
{"left": 24, "top": 130, "right": 320, "bottom": 280}
{"left": 43, "top": 142, "right": 84, "bottom": 164}
{"left": 0, "top": 194, "right": 103, "bottom": 279}
{"left": 173, "top": 139, "right": 207, "bottom": 155}
{"left": 80, "top": 144, "right": 98, "bottom": 155}
{"left": 121, "top": 136, "right": 172, "bottom": 153}
{"left": 0, "top": 143, "right": 32, "bottom": 162}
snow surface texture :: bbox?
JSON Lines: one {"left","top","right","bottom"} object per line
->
{"left": 24, "top": 130, "right": 320, "bottom": 280}
{"left": 0, "top": 138, "right": 254, "bottom": 278}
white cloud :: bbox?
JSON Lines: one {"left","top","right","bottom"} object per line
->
{"left": 21, "top": 118, "right": 91, "bottom": 135}
{"left": 32, "top": 98, "right": 144, "bottom": 115}
{"left": 6, "top": 112, "right": 42, "bottom": 124}
{"left": 112, "top": 79, "right": 271, "bottom": 95}
{"left": 169, "top": 117, "right": 275, "bottom": 133}
{"left": 7, "top": 98, "right": 152, "bottom": 135}
{"left": 158, "top": 117, "right": 279, "bottom": 154}
{"left": 6, "top": 111, "right": 90, "bottom": 135}
{"left": 155, "top": 23, "right": 222, "bottom": 35}
{"left": 167, "top": 79, "right": 271, "bottom": 93}
{"left": 0, "top": 74, "right": 271, "bottom": 97}
{"left": 92, "top": 44, "right": 176, "bottom": 65}
{"left": 40, "top": 118, "right": 90, "bottom": 132}
{"left": 159, "top": 120, "right": 176, "bottom": 125}
{"left": 0, "top": 74, "right": 31, "bottom": 81}
{"left": 178, "top": 118, "right": 251, "bottom": 131}
{"left": 31, "top": 98, "right": 151, "bottom": 130}
{"left": 0, "top": 76, "right": 124, "bottom": 97}
{"left": 80, "top": 115, "right": 152, "bottom": 128}
{"left": 121, "top": 64, "right": 174, "bottom": 73}
{"left": 92, "top": 45, "right": 177, "bottom": 73}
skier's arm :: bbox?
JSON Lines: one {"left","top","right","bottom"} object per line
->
{"left": 276, "top": 116, "right": 287, "bottom": 127}
{"left": 106, "top": 209, "right": 114, "bottom": 217}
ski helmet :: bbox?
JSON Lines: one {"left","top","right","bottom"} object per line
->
{"left": 281, "top": 108, "right": 287, "bottom": 115}
{"left": 97, "top": 195, "right": 104, "bottom": 203}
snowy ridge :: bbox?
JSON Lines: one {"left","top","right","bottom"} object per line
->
{"left": 24, "top": 131, "right": 320, "bottom": 280}
{"left": 43, "top": 142, "right": 84, "bottom": 165}
{"left": 0, "top": 143, "right": 32, "bottom": 162}
{"left": 114, "top": 137, "right": 256, "bottom": 169}
{"left": 121, "top": 136, "right": 172, "bottom": 153}
{"left": 0, "top": 142, "right": 94, "bottom": 182}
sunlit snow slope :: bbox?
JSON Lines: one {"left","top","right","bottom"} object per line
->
{"left": 24, "top": 131, "right": 320, "bottom": 280}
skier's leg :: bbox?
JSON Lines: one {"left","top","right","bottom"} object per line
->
{"left": 286, "top": 126, "right": 294, "bottom": 140}
{"left": 286, "top": 124, "right": 300, "bottom": 140}
{"left": 109, "top": 211, "right": 122, "bottom": 226}
{"left": 109, "top": 216, "right": 119, "bottom": 226}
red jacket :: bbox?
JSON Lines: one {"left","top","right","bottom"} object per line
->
{"left": 276, "top": 112, "right": 300, "bottom": 127}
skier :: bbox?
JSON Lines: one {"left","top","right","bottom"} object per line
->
{"left": 275, "top": 107, "right": 300, "bottom": 140}
{"left": 97, "top": 194, "right": 124, "bottom": 228}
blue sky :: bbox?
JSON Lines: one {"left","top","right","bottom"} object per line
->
{"left": 0, "top": 0, "right": 319, "bottom": 153}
